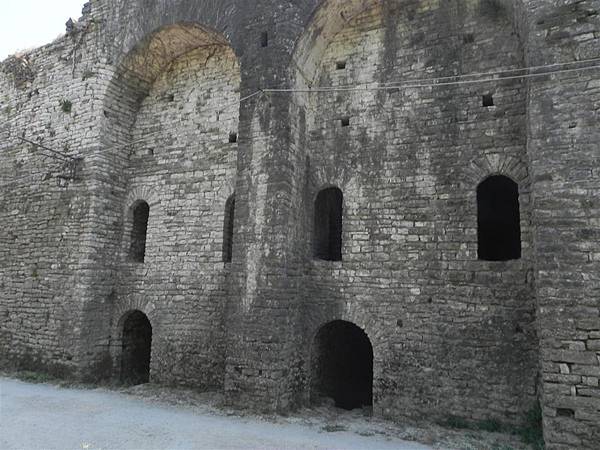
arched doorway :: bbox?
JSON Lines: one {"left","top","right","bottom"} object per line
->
{"left": 120, "top": 310, "right": 152, "bottom": 385}
{"left": 311, "top": 320, "right": 373, "bottom": 410}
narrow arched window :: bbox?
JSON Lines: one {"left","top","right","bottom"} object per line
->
{"left": 314, "top": 187, "right": 343, "bottom": 261}
{"left": 130, "top": 201, "right": 150, "bottom": 263}
{"left": 477, "top": 175, "right": 521, "bottom": 261}
{"left": 223, "top": 194, "right": 235, "bottom": 263}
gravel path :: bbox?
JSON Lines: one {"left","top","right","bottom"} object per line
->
{"left": 0, "top": 377, "right": 433, "bottom": 450}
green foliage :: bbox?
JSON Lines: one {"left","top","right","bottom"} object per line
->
{"left": 519, "top": 403, "right": 544, "bottom": 450}
{"left": 60, "top": 99, "right": 72, "bottom": 113}
{"left": 16, "top": 371, "right": 54, "bottom": 384}
{"left": 440, "top": 415, "right": 471, "bottom": 430}
{"left": 81, "top": 70, "right": 96, "bottom": 81}
{"left": 480, "top": 0, "right": 505, "bottom": 18}
{"left": 476, "top": 419, "right": 504, "bottom": 433}
{"left": 490, "top": 445, "right": 516, "bottom": 450}
{"left": 439, "top": 406, "right": 545, "bottom": 449}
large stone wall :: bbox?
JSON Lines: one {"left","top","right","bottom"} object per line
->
{"left": 109, "top": 42, "right": 240, "bottom": 388}
{"left": 526, "top": 1, "right": 600, "bottom": 447}
{"left": 0, "top": 0, "right": 598, "bottom": 448}
{"left": 293, "top": 0, "right": 538, "bottom": 424}
{"left": 0, "top": 6, "right": 109, "bottom": 375}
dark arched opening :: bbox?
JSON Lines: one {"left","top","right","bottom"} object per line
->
{"left": 314, "top": 187, "right": 343, "bottom": 261}
{"left": 477, "top": 175, "right": 521, "bottom": 261}
{"left": 129, "top": 201, "right": 150, "bottom": 262}
{"left": 120, "top": 310, "right": 152, "bottom": 385}
{"left": 223, "top": 194, "right": 235, "bottom": 263}
{"left": 311, "top": 320, "right": 373, "bottom": 410}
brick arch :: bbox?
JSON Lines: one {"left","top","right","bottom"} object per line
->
{"left": 216, "top": 177, "right": 236, "bottom": 206}
{"left": 99, "top": 21, "right": 241, "bottom": 162}
{"left": 305, "top": 307, "right": 386, "bottom": 353}
{"left": 465, "top": 153, "right": 529, "bottom": 189}
{"left": 304, "top": 311, "right": 386, "bottom": 407}
{"left": 109, "top": 301, "right": 157, "bottom": 381}
{"left": 124, "top": 186, "right": 162, "bottom": 217}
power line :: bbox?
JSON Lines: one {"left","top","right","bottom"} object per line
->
{"left": 376, "top": 56, "right": 600, "bottom": 87}
{"left": 4, "top": 58, "right": 600, "bottom": 158}
{"left": 16, "top": 137, "right": 78, "bottom": 162}
{"left": 102, "top": 90, "right": 265, "bottom": 153}
{"left": 265, "top": 62, "right": 600, "bottom": 93}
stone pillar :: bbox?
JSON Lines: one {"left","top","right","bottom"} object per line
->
{"left": 224, "top": 0, "right": 317, "bottom": 410}
{"left": 525, "top": 1, "right": 600, "bottom": 448}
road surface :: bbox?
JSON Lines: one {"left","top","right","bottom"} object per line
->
{"left": 0, "top": 377, "right": 433, "bottom": 450}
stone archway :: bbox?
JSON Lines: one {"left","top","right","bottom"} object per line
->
{"left": 120, "top": 310, "right": 153, "bottom": 385}
{"left": 311, "top": 320, "right": 373, "bottom": 410}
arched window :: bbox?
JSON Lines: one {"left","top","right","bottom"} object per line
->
{"left": 477, "top": 175, "right": 521, "bottom": 261}
{"left": 314, "top": 187, "right": 343, "bottom": 261}
{"left": 223, "top": 194, "right": 235, "bottom": 263}
{"left": 129, "top": 201, "right": 150, "bottom": 263}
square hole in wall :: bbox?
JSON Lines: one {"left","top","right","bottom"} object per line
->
{"left": 340, "top": 117, "right": 351, "bottom": 127}
{"left": 482, "top": 94, "right": 494, "bottom": 107}
{"left": 463, "top": 33, "right": 475, "bottom": 44}
{"left": 336, "top": 60, "right": 347, "bottom": 70}
{"left": 261, "top": 32, "right": 269, "bottom": 48}
{"left": 556, "top": 408, "right": 575, "bottom": 418}
{"left": 229, "top": 132, "right": 238, "bottom": 143}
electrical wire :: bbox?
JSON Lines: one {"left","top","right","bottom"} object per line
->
{"left": 265, "top": 62, "right": 600, "bottom": 93}
{"left": 373, "top": 56, "right": 600, "bottom": 87}
{"left": 3, "top": 58, "right": 600, "bottom": 158}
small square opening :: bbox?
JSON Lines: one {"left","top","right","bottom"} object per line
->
{"left": 229, "top": 132, "right": 238, "bottom": 143}
{"left": 261, "top": 32, "right": 269, "bottom": 48}
{"left": 556, "top": 408, "right": 575, "bottom": 418}
{"left": 336, "top": 61, "right": 347, "bottom": 70}
{"left": 463, "top": 33, "right": 475, "bottom": 44}
{"left": 340, "top": 117, "right": 351, "bottom": 127}
{"left": 482, "top": 94, "right": 494, "bottom": 107}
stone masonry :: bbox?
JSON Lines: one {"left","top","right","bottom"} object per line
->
{"left": 0, "top": 1, "right": 598, "bottom": 448}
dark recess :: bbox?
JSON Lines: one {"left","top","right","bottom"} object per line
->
{"left": 314, "top": 187, "right": 343, "bottom": 261}
{"left": 477, "top": 175, "right": 521, "bottom": 261}
{"left": 129, "top": 201, "right": 150, "bottom": 262}
{"left": 261, "top": 32, "right": 269, "bottom": 47}
{"left": 312, "top": 320, "right": 373, "bottom": 410}
{"left": 223, "top": 194, "right": 236, "bottom": 262}
{"left": 120, "top": 310, "right": 152, "bottom": 385}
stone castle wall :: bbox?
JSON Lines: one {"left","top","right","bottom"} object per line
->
{"left": 0, "top": 0, "right": 598, "bottom": 448}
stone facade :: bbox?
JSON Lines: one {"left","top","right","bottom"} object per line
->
{"left": 0, "top": 0, "right": 598, "bottom": 448}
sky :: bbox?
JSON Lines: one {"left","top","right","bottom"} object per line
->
{"left": 0, "top": 0, "right": 85, "bottom": 61}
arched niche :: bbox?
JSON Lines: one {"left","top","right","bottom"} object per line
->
{"left": 291, "top": 0, "right": 528, "bottom": 99}
{"left": 101, "top": 22, "right": 241, "bottom": 157}
{"left": 290, "top": 0, "right": 530, "bottom": 209}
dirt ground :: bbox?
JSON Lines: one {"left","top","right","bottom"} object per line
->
{"left": 0, "top": 375, "right": 529, "bottom": 450}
